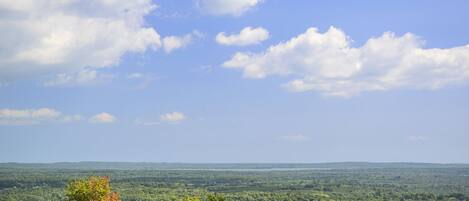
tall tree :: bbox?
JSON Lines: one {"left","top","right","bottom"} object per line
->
{"left": 65, "top": 176, "right": 120, "bottom": 201}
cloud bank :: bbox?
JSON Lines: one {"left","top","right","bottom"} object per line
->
{"left": 223, "top": 26, "right": 469, "bottom": 97}
{"left": 216, "top": 27, "right": 269, "bottom": 46}
{"left": 0, "top": 0, "right": 161, "bottom": 83}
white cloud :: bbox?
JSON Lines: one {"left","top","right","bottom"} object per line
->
{"left": 223, "top": 26, "right": 469, "bottom": 97}
{"left": 43, "top": 69, "right": 113, "bottom": 87}
{"left": 136, "top": 111, "right": 187, "bottom": 126}
{"left": 160, "top": 112, "right": 186, "bottom": 122}
{"left": 0, "top": 108, "right": 81, "bottom": 125}
{"left": 162, "top": 31, "right": 202, "bottom": 53}
{"left": 216, "top": 26, "right": 269, "bottom": 46}
{"left": 89, "top": 112, "right": 116, "bottom": 124}
{"left": 197, "top": 0, "right": 262, "bottom": 16}
{"left": 277, "top": 134, "right": 310, "bottom": 142}
{"left": 0, "top": 0, "right": 161, "bottom": 83}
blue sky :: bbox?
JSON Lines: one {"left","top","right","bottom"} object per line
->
{"left": 0, "top": 0, "right": 468, "bottom": 163}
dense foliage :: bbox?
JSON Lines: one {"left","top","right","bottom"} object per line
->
{"left": 65, "top": 176, "right": 119, "bottom": 201}
{"left": 0, "top": 162, "right": 468, "bottom": 201}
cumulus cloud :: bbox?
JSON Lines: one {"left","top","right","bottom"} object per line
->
{"left": 0, "top": 0, "right": 161, "bottom": 83}
{"left": 89, "top": 112, "right": 116, "bottom": 124}
{"left": 223, "top": 26, "right": 469, "bottom": 97}
{"left": 0, "top": 108, "right": 81, "bottom": 125}
{"left": 197, "top": 0, "right": 262, "bottom": 16}
{"left": 216, "top": 26, "right": 269, "bottom": 46}
{"left": 160, "top": 112, "right": 186, "bottom": 122}
{"left": 277, "top": 134, "right": 311, "bottom": 142}
{"left": 162, "top": 31, "right": 202, "bottom": 53}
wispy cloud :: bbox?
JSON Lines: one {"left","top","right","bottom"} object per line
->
{"left": 126, "top": 73, "right": 158, "bottom": 89}
{"left": 0, "top": 108, "right": 81, "bottom": 125}
{"left": 196, "top": 0, "right": 263, "bottom": 16}
{"left": 190, "top": 65, "right": 214, "bottom": 74}
{"left": 43, "top": 69, "right": 113, "bottom": 87}
{"left": 160, "top": 112, "right": 187, "bottom": 123}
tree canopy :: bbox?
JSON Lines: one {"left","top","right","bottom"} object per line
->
{"left": 65, "top": 176, "right": 119, "bottom": 201}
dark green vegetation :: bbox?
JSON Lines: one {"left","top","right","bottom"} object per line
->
{"left": 1, "top": 162, "right": 468, "bottom": 201}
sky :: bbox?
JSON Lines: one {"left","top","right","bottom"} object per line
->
{"left": 0, "top": 0, "right": 468, "bottom": 163}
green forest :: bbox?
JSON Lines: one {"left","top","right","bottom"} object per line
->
{"left": 0, "top": 162, "right": 468, "bottom": 201}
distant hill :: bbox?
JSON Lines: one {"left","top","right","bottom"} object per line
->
{"left": 1, "top": 162, "right": 469, "bottom": 170}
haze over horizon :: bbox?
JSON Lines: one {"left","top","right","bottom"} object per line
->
{"left": 2, "top": 161, "right": 469, "bottom": 165}
{"left": 1, "top": 0, "right": 469, "bottom": 164}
